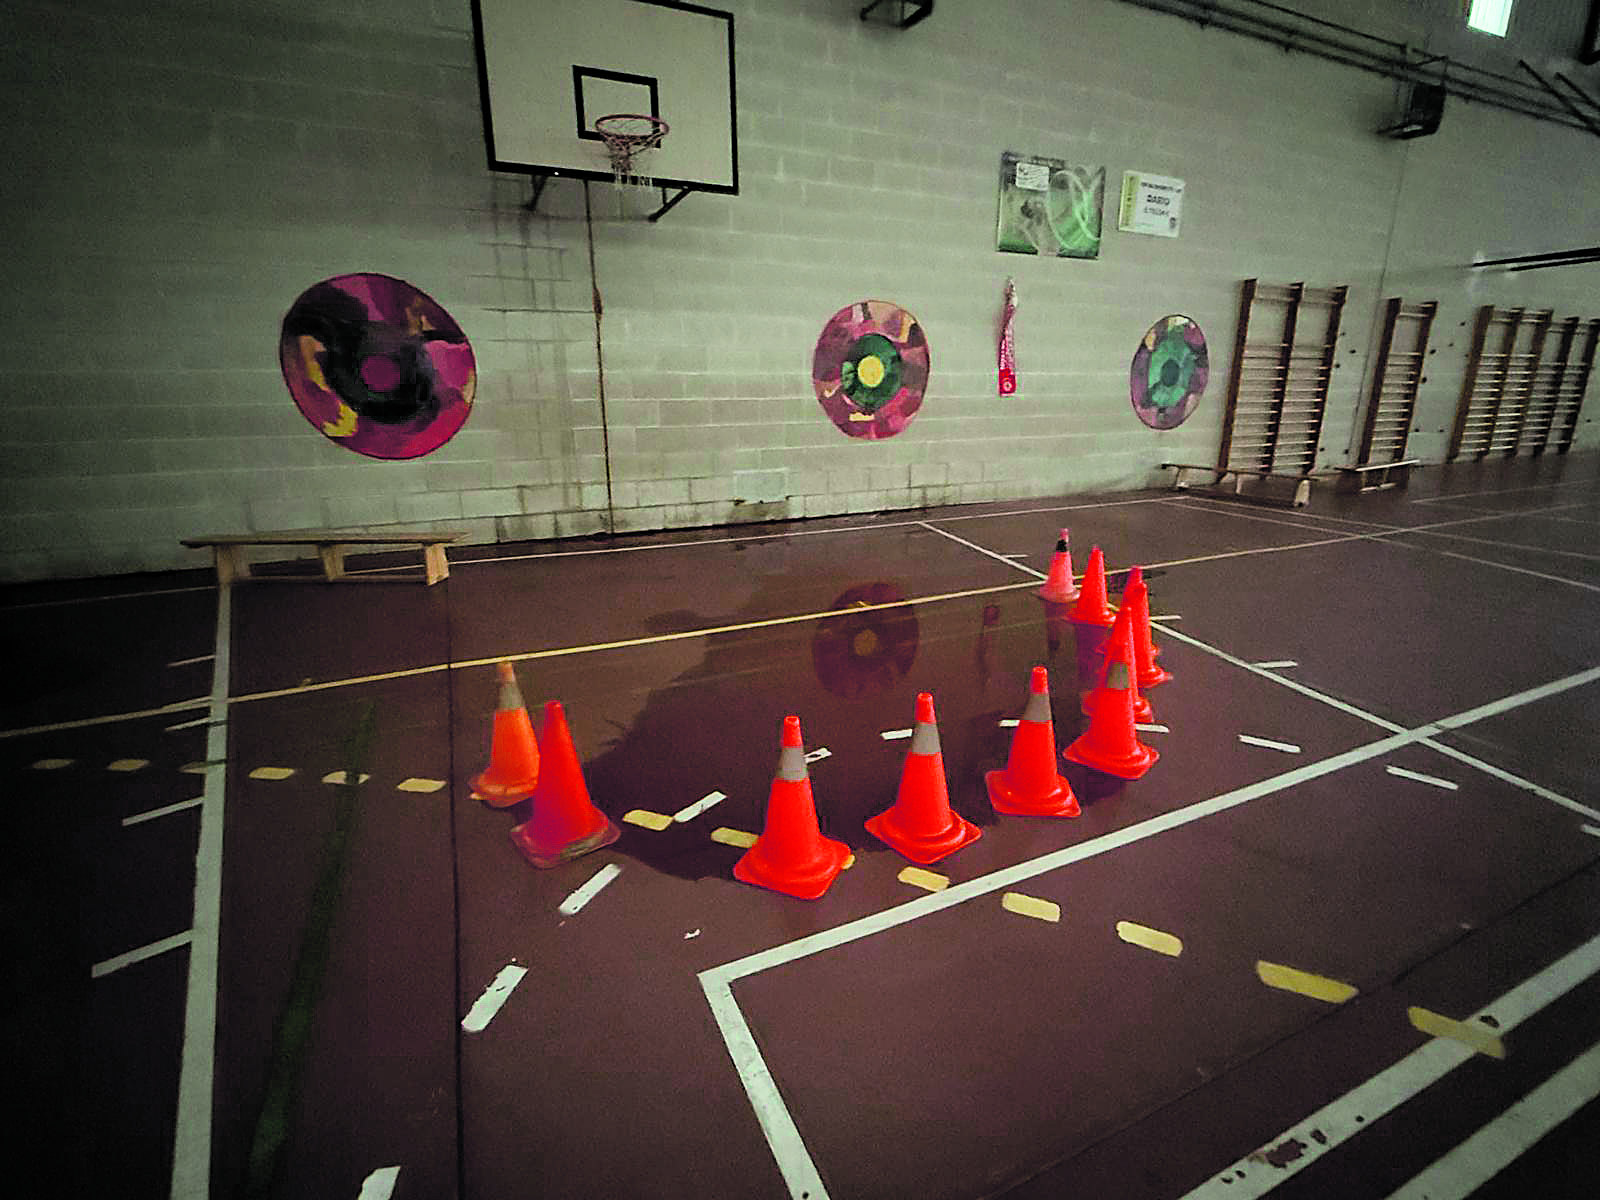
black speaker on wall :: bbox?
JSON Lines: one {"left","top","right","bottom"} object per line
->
{"left": 1379, "top": 82, "right": 1446, "bottom": 139}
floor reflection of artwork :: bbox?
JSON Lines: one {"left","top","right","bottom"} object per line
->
{"left": 812, "top": 300, "right": 931, "bottom": 439}
{"left": 811, "top": 583, "right": 920, "bottom": 699}
{"left": 997, "top": 152, "right": 1104, "bottom": 260}
{"left": 279, "top": 273, "right": 475, "bottom": 460}
{"left": 1131, "top": 314, "right": 1209, "bottom": 430}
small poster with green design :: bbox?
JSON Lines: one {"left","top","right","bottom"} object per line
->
{"left": 996, "top": 152, "right": 1103, "bottom": 259}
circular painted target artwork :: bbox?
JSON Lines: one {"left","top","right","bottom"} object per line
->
{"left": 279, "top": 273, "right": 476, "bottom": 460}
{"left": 812, "top": 300, "right": 930, "bottom": 439}
{"left": 811, "top": 583, "right": 921, "bottom": 700}
{"left": 1130, "top": 314, "right": 1208, "bottom": 431}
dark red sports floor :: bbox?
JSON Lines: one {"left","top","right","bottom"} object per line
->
{"left": 3, "top": 454, "right": 1599, "bottom": 1199}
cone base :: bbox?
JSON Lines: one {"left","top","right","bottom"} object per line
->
{"left": 1038, "top": 581, "right": 1078, "bottom": 603}
{"left": 984, "top": 768, "right": 1081, "bottom": 818}
{"left": 509, "top": 814, "right": 620, "bottom": 869}
{"left": 734, "top": 837, "right": 850, "bottom": 900}
{"left": 865, "top": 808, "right": 982, "bottom": 865}
{"left": 1137, "top": 665, "right": 1174, "bottom": 689}
{"left": 472, "top": 771, "right": 536, "bottom": 809}
{"left": 1062, "top": 738, "right": 1159, "bottom": 781}
{"left": 1068, "top": 611, "right": 1115, "bottom": 630}
{"left": 1080, "top": 691, "right": 1153, "bottom": 723}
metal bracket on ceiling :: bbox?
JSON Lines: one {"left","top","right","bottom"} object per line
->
{"left": 860, "top": 1, "right": 934, "bottom": 30}
{"left": 1518, "top": 60, "right": 1600, "bottom": 138}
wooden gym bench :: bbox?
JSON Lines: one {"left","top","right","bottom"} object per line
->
{"left": 1336, "top": 458, "right": 1420, "bottom": 493}
{"left": 181, "top": 530, "right": 465, "bottom": 586}
{"left": 1161, "top": 462, "right": 1315, "bottom": 508}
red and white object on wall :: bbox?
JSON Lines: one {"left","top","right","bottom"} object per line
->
{"left": 998, "top": 277, "right": 1017, "bottom": 395}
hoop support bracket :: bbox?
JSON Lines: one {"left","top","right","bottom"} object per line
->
{"left": 648, "top": 187, "right": 692, "bottom": 223}
{"left": 523, "top": 173, "right": 551, "bottom": 213}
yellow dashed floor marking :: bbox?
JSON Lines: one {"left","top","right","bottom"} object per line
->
{"left": 321, "top": 770, "right": 371, "bottom": 785}
{"left": 1002, "top": 892, "right": 1060, "bottom": 922}
{"left": 107, "top": 758, "right": 149, "bottom": 772}
{"left": 711, "top": 827, "right": 757, "bottom": 849}
{"left": 397, "top": 778, "right": 446, "bottom": 793}
{"left": 1117, "top": 920, "right": 1183, "bottom": 956}
{"left": 1256, "top": 960, "right": 1359, "bottom": 1004}
{"left": 32, "top": 758, "right": 74, "bottom": 770}
{"left": 898, "top": 866, "right": 949, "bottom": 892}
{"left": 624, "top": 809, "right": 673, "bottom": 831}
{"left": 1408, "top": 1006, "right": 1506, "bottom": 1058}
{"left": 248, "top": 766, "right": 295, "bottom": 781}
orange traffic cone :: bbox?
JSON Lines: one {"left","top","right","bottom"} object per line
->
{"left": 508, "top": 701, "right": 619, "bottom": 869}
{"left": 865, "top": 693, "right": 981, "bottom": 864}
{"left": 735, "top": 716, "right": 850, "bottom": 899}
{"left": 986, "top": 666, "right": 1079, "bottom": 817}
{"left": 1063, "top": 606, "right": 1159, "bottom": 780}
{"left": 1125, "top": 565, "right": 1173, "bottom": 689}
{"left": 1037, "top": 529, "right": 1079, "bottom": 602}
{"left": 1067, "top": 546, "right": 1115, "bottom": 628}
{"left": 472, "top": 661, "right": 541, "bottom": 808}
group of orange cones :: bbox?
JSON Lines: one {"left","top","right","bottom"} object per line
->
{"left": 470, "top": 529, "right": 1171, "bottom": 900}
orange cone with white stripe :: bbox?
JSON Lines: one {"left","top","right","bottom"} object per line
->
{"left": 471, "top": 661, "right": 541, "bottom": 808}
{"left": 509, "top": 701, "right": 619, "bottom": 868}
{"left": 1126, "top": 566, "right": 1173, "bottom": 689}
{"left": 986, "top": 667, "right": 1079, "bottom": 817}
{"left": 1037, "top": 529, "right": 1079, "bottom": 602}
{"left": 866, "top": 692, "right": 981, "bottom": 864}
{"left": 1067, "top": 546, "right": 1115, "bottom": 628}
{"left": 735, "top": 716, "right": 850, "bottom": 899}
{"left": 1063, "top": 606, "right": 1159, "bottom": 780}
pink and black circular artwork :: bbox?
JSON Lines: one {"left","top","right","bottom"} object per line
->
{"left": 812, "top": 300, "right": 930, "bottom": 439}
{"left": 279, "top": 273, "right": 475, "bottom": 460}
{"left": 1130, "top": 314, "right": 1208, "bottom": 431}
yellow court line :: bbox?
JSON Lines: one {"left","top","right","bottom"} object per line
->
{"left": 1408, "top": 1006, "right": 1506, "bottom": 1058}
{"left": 897, "top": 867, "right": 950, "bottom": 892}
{"left": 624, "top": 809, "right": 674, "bottom": 831}
{"left": 711, "top": 827, "right": 758, "bottom": 849}
{"left": 1117, "top": 920, "right": 1183, "bottom": 956}
{"left": 1256, "top": 960, "right": 1359, "bottom": 1003}
{"left": 1002, "top": 892, "right": 1061, "bottom": 922}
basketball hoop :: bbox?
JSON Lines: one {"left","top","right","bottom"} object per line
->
{"left": 594, "top": 113, "right": 669, "bottom": 190}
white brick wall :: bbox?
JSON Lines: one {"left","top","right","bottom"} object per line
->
{"left": 1, "top": 0, "right": 1597, "bottom": 579}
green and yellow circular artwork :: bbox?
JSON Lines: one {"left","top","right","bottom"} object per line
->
{"left": 812, "top": 301, "right": 930, "bottom": 438}
{"left": 1130, "top": 314, "right": 1208, "bottom": 430}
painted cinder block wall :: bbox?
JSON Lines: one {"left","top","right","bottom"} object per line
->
{"left": 0, "top": 0, "right": 1596, "bottom": 581}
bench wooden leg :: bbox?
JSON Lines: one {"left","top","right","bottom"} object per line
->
{"left": 424, "top": 543, "right": 449, "bottom": 585}
{"left": 319, "top": 543, "right": 347, "bottom": 582}
{"left": 215, "top": 545, "right": 247, "bottom": 586}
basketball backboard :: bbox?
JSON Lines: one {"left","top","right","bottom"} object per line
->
{"left": 470, "top": 0, "right": 738, "bottom": 195}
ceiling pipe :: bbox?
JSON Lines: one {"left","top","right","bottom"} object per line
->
{"left": 1110, "top": 0, "right": 1595, "bottom": 136}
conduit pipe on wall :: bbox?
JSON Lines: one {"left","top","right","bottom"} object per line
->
{"left": 1111, "top": 0, "right": 1599, "bottom": 138}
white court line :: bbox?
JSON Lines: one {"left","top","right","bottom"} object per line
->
{"left": 1252, "top": 661, "right": 1299, "bottom": 670}
{"left": 1385, "top": 1037, "right": 1600, "bottom": 1200}
{"left": 357, "top": 1166, "right": 402, "bottom": 1200}
{"left": 171, "top": 581, "right": 231, "bottom": 1200}
{"left": 164, "top": 715, "right": 217, "bottom": 732}
{"left": 559, "top": 863, "right": 621, "bottom": 915}
{"left": 804, "top": 747, "right": 832, "bottom": 763}
{"left": 1181, "top": 932, "right": 1600, "bottom": 1200}
{"left": 461, "top": 964, "right": 528, "bottom": 1033}
{"left": 1135, "top": 723, "right": 1171, "bottom": 734}
{"left": 879, "top": 728, "right": 913, "bottom": 741}
{"left": 1239, "top": 734, "right": 1302, "bottom": 754}
{"left": 1582, "top": 825, "right": 1600, "bottom": 838}
{"left": 1409, "top": 478, "right": 1599, "bottom": 503}
{"left": 122, "top": 796, "right": 204, "bottom": 826}
{"left": 167, "top": 654, "right": 215, "bottom": 668}
{"left": 92, "top": 929, "right": 194, "bottom": 978}
{"left": 1385, "top": 765, "right": 1459, "bottom": 791}
{"left": 917, "top": 520, "right": 1048, "bottom": 578}
{"left": 1422, "top": 738, "right": 1600, "bottom": 822}
{"left": 674, "top": 791, "right": 727, "bottom": 823}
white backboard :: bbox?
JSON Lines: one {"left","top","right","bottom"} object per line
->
{"left": 471, "top": 0, "right": 738, "bottom": 193}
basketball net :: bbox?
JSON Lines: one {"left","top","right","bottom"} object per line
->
{"left": 594, "top": 114, "right": 668, "bottom": 205}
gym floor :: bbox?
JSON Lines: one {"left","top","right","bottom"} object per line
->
{"left": 4, "top": 453, "right": 1599, "bottom": 1199}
